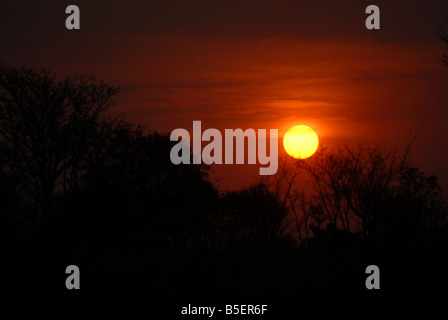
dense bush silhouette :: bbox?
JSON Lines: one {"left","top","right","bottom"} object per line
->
{"left": 218, "top": 183, "right": 289, "bottom": 248}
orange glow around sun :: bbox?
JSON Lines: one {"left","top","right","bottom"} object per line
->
{"left": 283, "top": 125, "right": 319, "bottom": 159}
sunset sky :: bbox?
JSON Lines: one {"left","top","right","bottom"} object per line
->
{"left": 1, "top": 0, "right": 448, "bottom": 190}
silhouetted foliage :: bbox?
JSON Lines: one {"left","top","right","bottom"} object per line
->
{"left": 1, "top": 63, "right": 447, "bottom": 299}
{"left": 218, "top": 183, "right": 288, "bottom": 248}
{"left": 277, "top": 143, "right": 448, "bottom": 244}
{"left": 438, "top": 10, "right": 448, "bottom": 66}
{"left": 0, "top": 64, "right": 119, "bottom": 221}
{"left": 55, "top": 119, "right": 219, "bottom": 254}
{"left": 381, "top": 166, "right": 447, "bottom": 243}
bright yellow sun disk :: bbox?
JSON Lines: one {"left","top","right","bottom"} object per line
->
{"left": 283, "top": 125, "right": 319, "bottom": 159}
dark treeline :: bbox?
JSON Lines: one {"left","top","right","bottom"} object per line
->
{"left": 1, "top": 64, "right": 447, "bottom": 299}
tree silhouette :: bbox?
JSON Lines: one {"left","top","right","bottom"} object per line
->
{"left": 0, "top": 64, "right": 119, "bottom": 221}
{"left": 381, "top": 166, "right": 448, "bottom": 243}
{"left": 55, "top": 118, "right": 219, "bottom": 253}
{"left": 301, "top": 143, "right": 409, "bottom": 239}
{"left": 267, "top": 143, "right": 447, "bottom": 244}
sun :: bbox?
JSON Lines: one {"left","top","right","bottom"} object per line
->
{"left": 283, "top": 125, "right": 319, "bottom": 159}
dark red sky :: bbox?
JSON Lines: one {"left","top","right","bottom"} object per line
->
{"left": 1, "top": 0, "right": 448, "bottom": 190}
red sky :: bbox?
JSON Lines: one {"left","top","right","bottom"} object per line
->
{"left": 1, "top": 0, "right": 448, "bottom": 190}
